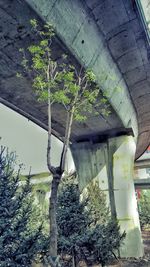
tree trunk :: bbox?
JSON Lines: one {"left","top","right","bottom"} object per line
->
{"left": 72, "top": 255, "right": 75, "bottom": 267}
{"left": 49, "top": 171, "right": 61, "bottom": 263}
{"left": 60, "top": 110, "right": 74, "bottom": 173}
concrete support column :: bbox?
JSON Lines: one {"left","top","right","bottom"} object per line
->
{"left": 71, "top": 141, "right": 107, "bottom": 191}
{"left": 71, "top": 135, "right": 143, "bottom": 258}
{"left": 108, "top": 135, "right": 143, "bottom": 257}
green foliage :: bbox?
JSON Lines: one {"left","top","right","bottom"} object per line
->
{"left": 0, "top": 147, "right": 48, "bottom": 267}
{"left": 138, "top": 190, "right": 150, "bottom": 229}
{"left": 86, "top": 180, "right": 110, "bottom": 226}
{"left": 80, "top": 221, "right": 125, "bottom": 267}
{"left": 30, "top": 19, "right": 38, "bottom": 29}
{"left": 57, "top": 177, "right": 91, "bottom": 259}
{"left": 16, "top": 72, "right": 22, "bottom": 78}
{"left": 18, "top": 19, "right": 110, "bottom": 123}
{"left": 57, "top": 177, "right": 125, "bottom": 267}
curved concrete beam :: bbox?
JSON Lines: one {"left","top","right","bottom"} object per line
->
{"left": 26, "top": 0, "right": 138, "bottom": 142}
{"left": 25, "top": 0, "right": 150, "bottom": 159}
{"left": 1, "top": 0, "right": 150, "bottom": 159}
{"left": 0, "top": 0, "right": 124, "bottom": 145}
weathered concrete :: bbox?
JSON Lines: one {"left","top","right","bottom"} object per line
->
{"left": 25, "top": 0, "right": 138, "bottom": 140}
{"left": 71, "top": 141, "right": 107, "bottom": 191}
{"left": 0, "top": 0, "right": 123, "bottom": 141}
{"left": 71, "top": 135, "right": 143, "bottom": 258}
{"left": 25, "top": 0, "right": 150, "bottom": 159}
{"left": 0, "top": 0, "right": 148, "bottom": 259}
{"left": 108, "top": 135, "right": 143, "bottom": 257}
{"left": 1, "top": 0, "right": 150, "bottom": 158}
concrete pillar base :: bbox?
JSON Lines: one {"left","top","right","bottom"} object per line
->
{"left": 109, "top": 135, "right": 143, "bottom": 258}
{"left": 71, "top": 135, "right": 144, "bottom": 258}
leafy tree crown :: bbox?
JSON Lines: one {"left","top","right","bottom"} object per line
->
{"left": 18, "top": 19, "right": 110, "bottom": 123}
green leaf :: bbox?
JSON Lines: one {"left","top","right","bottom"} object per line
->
{"left": 16, "top": 72, "right": 22, "bottom": 78}
{"left": 52, "top": 91, "right": 70, "bottom": 104}
{"left": 30, "top": 19, "right": 38, "bottom": 28}
{"left": 32, "top": 57, "right": 46, "bottom": 70}
{"left": 86, "top": 70, "right": 96, "bottom": 82}
{"left": 19, "top": 48, "right": 24, "bottom": 53}
{"left": 28, "top": 45, "right": 44, "bottom": 55}
{"left": 74, "top": 112, "right": 87, "bottom": 122}
{"left": 40, "top": 40, "right": 49, "bottom": 47}
{"left": 33, "top": 76, "right": 47, "bottom": 90}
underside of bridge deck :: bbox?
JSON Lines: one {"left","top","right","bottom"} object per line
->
{"left": 0, "top": 0, "right": 124, "bottom": 140}
{"left": 0, "top": 0, "right": 150, "bottom": 159}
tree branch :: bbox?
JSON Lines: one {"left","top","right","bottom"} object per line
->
{"left": 59, "top": 89, "right": 79, "bottom": 173}
{"left": 46, "top": 62, "right": 55, "bottom": 175}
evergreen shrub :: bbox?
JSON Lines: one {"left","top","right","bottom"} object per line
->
{"left": 0, "top": 147, "right": 48, "bottom": 267}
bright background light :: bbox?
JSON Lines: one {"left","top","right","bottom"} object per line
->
{"left": 0, "top": 104, "right": 74, "bottom": 175}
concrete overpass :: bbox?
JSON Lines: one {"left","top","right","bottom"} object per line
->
{"left": 134, "top": 178, "right": 150, "bottom": 189}
{"left": 1, "top": 0, "right": 150, "bottom": 159}
{"left": 0, "top": 0, "right": 150, "bottom": 258}
{"left": 134, "top": 155, "right": 150, "bottom": 189}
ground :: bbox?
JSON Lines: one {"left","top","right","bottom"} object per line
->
{"left": 77, "top": 228, "right": 150, "bottom": 267}
{"left": 32, "top": 228, "right": 150, "bottom": 267}
{"left": 108, "top": 228, "right": 150, "bottom": 267}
